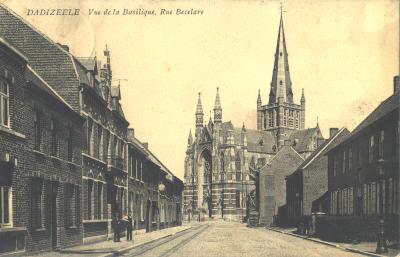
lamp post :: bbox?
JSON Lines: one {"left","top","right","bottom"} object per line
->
{"left": 376, "top": 158, "right": 388, "bottom": 253}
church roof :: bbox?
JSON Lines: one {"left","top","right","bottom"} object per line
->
{"left": 243, "top": 129, "right": 276, "bottom": 153}
{"left": 288, "top": 127, "right": 320, "bottom": 153}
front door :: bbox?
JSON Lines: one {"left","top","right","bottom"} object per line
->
{"left": 51, "top": 182, "right": 58, "bottom": 249}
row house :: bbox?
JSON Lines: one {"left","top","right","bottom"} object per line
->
{"left": 0, "top": 3, "right": 183, "bottom": 256}
{"left": 127, "top": 129, "right": 183, "bottom": 233}
{"left": 0, "top": 36, "right": 84, "bottom": 255}
{"left": 326, "top": 76, "right": 399, "bottom": 240}
{"left": 285, "top": 128, "right": 349, "bottom": 226}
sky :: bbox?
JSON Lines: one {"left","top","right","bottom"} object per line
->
{"left": 1, "top": 0, "right": 398, "bottom": 180}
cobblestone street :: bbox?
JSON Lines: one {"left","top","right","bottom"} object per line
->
{"left": 122, "top": 221, "right": 364, "bottom": 257}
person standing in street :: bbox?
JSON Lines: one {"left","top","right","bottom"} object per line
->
{"left": 126, "top": 214, "right": 133, "bottom": 241}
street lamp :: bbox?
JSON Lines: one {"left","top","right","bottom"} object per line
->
{"left": 376, "top": 158, "right": 388, "bottom": 253}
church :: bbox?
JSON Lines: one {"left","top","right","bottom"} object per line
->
{"left": 183, "top": 12, "right": 324, "bottom": 221}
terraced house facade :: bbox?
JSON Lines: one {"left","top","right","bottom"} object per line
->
{"left": 0, "top": 3, "right": 183, "bottom": 256}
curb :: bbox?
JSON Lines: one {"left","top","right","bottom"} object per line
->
{"left": 98, "top": 226, "right": 193, "bottom": 257}
{"left": 266, "top": 227, "right": 387, "bottom": 257}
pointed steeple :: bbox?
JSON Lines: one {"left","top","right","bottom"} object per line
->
{"left": 213, "top": 87, "right": 222, "bottom": 124}
{"left": 257, "top": 89, "right": 262, "bottom": 109}
{"left": 195, "top": 93, "right": 204, "bottom": 128}
{"left": 269, "top": 7, "right": 293, "bottom": 104}
{"left": 301, "top": 88, "right": 305, "bottom": 103}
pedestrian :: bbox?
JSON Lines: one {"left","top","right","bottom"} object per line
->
{"left": 126, "top": 213, "right": 133, "bottom": 241}
{"left": 116, "top": 217, "right": 121, "bottom": 242}
{"left": 112, "top": 215, "right": 119, "bottom": 242}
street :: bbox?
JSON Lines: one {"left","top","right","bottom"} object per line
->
{"left": 122, "top": 221, "right": 363, "bottom": 257}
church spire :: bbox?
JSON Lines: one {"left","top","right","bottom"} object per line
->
{"left": 257, "top": 89, "right": 262, "bottom": 109}
{"left": 195, "top": 92, "right": 204, "bottom": 128}
{"left": 213, "top": 87, "right": 222, "bottom": 124}
{"left": 269, "top": 6, "right": 293, "bottom": 104}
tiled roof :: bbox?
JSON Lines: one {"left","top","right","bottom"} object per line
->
{"left": 329, "top": 93, "right": 399, "bottom": 152}
{"left": 262, "top": 145, "right": 304, "bottom": 174}
{"left": 243, "top": 129, "right": 276, "bottom": 153}
{"left": 0, "top": 4, "right": 81, "bottom": 110}
{"left": 289, "top": 127, "right": 320, "bottom": 153}
{"left": 76, "top": 57, "right": 97, "bottom": 73}
{"left": 296, "top": 127, "right": 350, "bottom": 171}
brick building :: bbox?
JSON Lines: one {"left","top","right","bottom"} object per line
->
{"left": 259, "top": 142, "right": 304, "bottom": 226}
{"left": 183, "top": 11, "right": 323, "bottom": 222}
{"left": 0, "top": 3, "right": 183, "bottom": 255}
{"left": 285, "top": 128, "right": 349, "bottom": 226}
{"left": 325, "top": 77, "right": 399, "bottom": 240}
{"left": 127, "top": 130, "right": 183, "bottom": 233}
{"left": 0, "top": 35, "right": 85, "bottom": 254}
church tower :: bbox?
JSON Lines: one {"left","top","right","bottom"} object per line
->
{"left": 257, "top": 8, "right": 306, "bottom": 148}
{"left": 195, "top": 93, "right": 204, "bottom": 138}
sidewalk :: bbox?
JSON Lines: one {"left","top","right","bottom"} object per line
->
{"left": 267, "top": 227, "right": 400, "bottom": 257}
{"left": 29, "top": 225, "right": 192, "bottom": 257}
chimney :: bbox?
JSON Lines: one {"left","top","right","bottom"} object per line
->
{"left": 284, "top": 139, "right": 291, "bottom": 146}
{"left": 329, "top": 128, "right": 339, "bottom": 138}
{"left": 142, "top": 142, "right": 148, "bottom": 149}
{"left": 394, "top": 75, "right": 400, "bottom": 94}
{"left": 57, "top": 43, "right": 69, "bottom": 52}
{"left": 127, "top": 128, "right": 134, "bottom": 139}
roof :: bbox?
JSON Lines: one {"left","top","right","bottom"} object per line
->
{"left": 0, "top": 4, "right": 81, "bottom": 110}
{"left": 330, "top": 93, "right": 399, "bottom": 152}
{"left": 76, "top": 57, "right": 97, "bottom": 73}
{"left": 295, "top": 127, "right": 350, "bottom": 172}
{"left": 289, "top": 127, "right": 320, "bottom": 153}
{"left": 26, "top": 65, "right": 77, "bottom": 115}
{"left": 0, "top": 37, "right": 28, "bottom": 62}
{"left": 242, "top": 129, "right": 276, "bottom": 153}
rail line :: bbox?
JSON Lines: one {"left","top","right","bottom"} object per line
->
{"left": 123, "top": 224, "right": 210, "bottom": 257}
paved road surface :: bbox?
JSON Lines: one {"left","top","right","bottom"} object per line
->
{"left": 123, "top": 220, "right": 363, "bottom": 257}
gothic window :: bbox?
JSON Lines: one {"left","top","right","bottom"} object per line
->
{"left": 268, "top": 111, "right": 273, "bottom": 127}
{"left": 279, "top": 80, "right": 283, "bottom": 85}
{"left": 263, "top": 115, "right": 267, "bottom": 129}
{"left": 342, "top": 150, "right": 346, "bottom": 173}
{"left": 220, "top": 152, "right": 225, "bottom": 173}
{"left": 98, "top": 124, "right": 103, "bottom": 160}
{"left": 235, "top": 153, "right": 241, "bottom": 181}
{"left": 87, "top": 179, "right": 93, "bottom": 220}
{"left": 87, "top": 119, "right": 94, "bottom": 156}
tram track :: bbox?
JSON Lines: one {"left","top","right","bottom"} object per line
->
{"left": 122, "top": 224, "right": 210, "bottom": 257}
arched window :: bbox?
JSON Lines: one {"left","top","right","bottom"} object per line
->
{"left": 250, "top": 156, "right": 256, "bottom": 171}
{"left": 220, "top": 152, "right": 225, "bottom": 173}
{"left": 235, "top": 153, "right": 241, "bottom": 172}
{"left": 235, "top": 153, "right": 241, "bottom": 181}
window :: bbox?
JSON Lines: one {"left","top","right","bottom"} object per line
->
{"left": 342, "top": 150, "right": 346, "bottom": 173}
{"left": 0, "top": 186, "right": 11, "bottom": 226}
{"left": 87, "top": 119, "right": 93, "bottom": 156}
{"left": 379, "top": 130, "right": 384, "bottom": 158}
{"left": 97, "top": 183, "right": 103, "bottom": 219}
{"left": 220, "top": 153, "right": 225, "bottom": 173}
{"left": 104, "top": 130, "right": 109, "bottom": 162}
{"left": 98, "top": 124, "right": 103, "bottom": 160}
{"left": 34, "top": 110, "right": 41, "bottom": 151}
{"left": 140, "top": 161, "right": 143, "bottom": 181}
{"left": 87, "top": 180, "right": 93, "bottom": 220}
{"left": 32, "top": 179, "right": 45, "bottom": 229}
{"left": 51, "top": 119, "right": 58, "bottom": 156}
{"left": 369, "top": 136, "right": 374, "bottom": 163}
{"left": 133, "top": 158, "right": 137, "bottom": 179}
{"left": 0, "top": 80, "right": 9, "bottom": 127}
{"left": 67, "top": 127, "right": 73, "bottom": 161}
{"left": 235, "top": 190, "right": 240, "bottom": 208}
{"left": 333, "top": 155, "right": 337, "bottom": 176}
{"left": 349, "top": 147, "right": 353, "bottom": 172}
{"left": 235, "top": 153, "right": 241, "bottom": 181}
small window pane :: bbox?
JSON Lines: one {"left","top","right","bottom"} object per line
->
{"left": 3, "top": 98, "right": 8, "bottom": 126}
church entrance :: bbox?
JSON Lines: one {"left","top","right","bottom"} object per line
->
{"left": 199, "top": 150, "right": 212, "bottom": 218}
